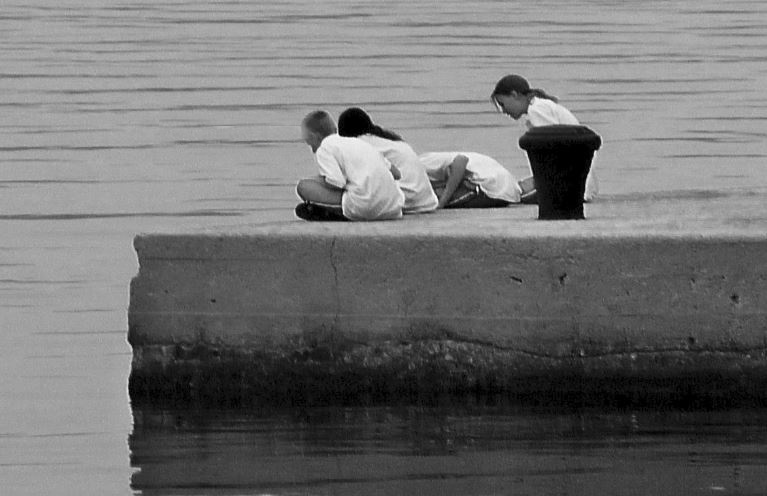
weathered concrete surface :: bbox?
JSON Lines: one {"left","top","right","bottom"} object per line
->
{"left": 128, "top": 191, "right": 767, "bottom": 407}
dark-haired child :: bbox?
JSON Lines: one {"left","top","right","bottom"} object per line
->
{"left": 491, "top": 74, "right": 598, "bottom": 202}
{"left": 338, "top": 107, "right": 438, "bottom": 214}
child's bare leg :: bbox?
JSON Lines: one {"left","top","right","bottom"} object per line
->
{"left": 518, "top": 176, "right": 535, "bottom": 195}
{"left": 295, "top": 176, "right": 347, "bottom": 221}
{"left": 518, "top": 176, "right": 538, "bottom": 204}
{"left": 296, "top": 176, "right": 343, "bottom": 206}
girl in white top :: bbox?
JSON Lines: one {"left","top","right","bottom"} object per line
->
{"left": 338, "top": 107, "right": 438, "bottom": 214}
{"left": 418, "top": 152, "right": 521, "bottom": 208}
{"left": 490, "top": 74, "right": 598, "bottom": 202}
{"left": 297, "top": 110, "right": 404, "bottom": 221}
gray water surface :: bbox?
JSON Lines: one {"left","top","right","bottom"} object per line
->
{"left": 1, "top": 1, "right": 767, "bottom": 494}
{"left": 130, "top": 406, "right": 767, "bottom": 496}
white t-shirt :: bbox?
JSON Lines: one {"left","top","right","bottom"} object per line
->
{"left": 315, "top": 134, "right": 404, "bottom": 221}
{"left": 522, "top": 97, "right": 599, "bottom": 202}
{"left": 523, "top": 96, "right": 579, "bottom": 129}
{"left": 358, "top": 134, "right": 438, "bottom": 214}
{"left": 418, "top": 152, "right": 521, "bottom": 203}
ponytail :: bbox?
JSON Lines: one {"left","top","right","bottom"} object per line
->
{"left": 369, "top": 124, "right": 403, "bottom": 142}
{"left": 492, "top": 75, "right": 559, "bottom": 103}
{"left": 528, "top": 88, "right": 558, "bottom": 103}
{"left": 338, "top": 107, "right": 403, "bottom": 141}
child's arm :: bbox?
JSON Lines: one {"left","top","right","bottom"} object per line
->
{"left": 436, "top": 154, "right": 469, "bottom": 209}
{"left": 380, "top": 154, "right": 400, "bottom": 180}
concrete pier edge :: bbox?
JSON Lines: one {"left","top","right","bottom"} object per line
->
{"left": 128, "top": 193, "right": 767, "bottom": 407}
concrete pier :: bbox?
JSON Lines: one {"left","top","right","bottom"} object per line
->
{"left": 128, "top": 191, "right": 767, "bottom": 407}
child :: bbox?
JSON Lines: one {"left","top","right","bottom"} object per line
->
{"left": 418, "top": 152, "right": 521, "bottom": 208}
{"left": 296, "top": 110, "right": 404, "bottom": 221}
{"left": 338, "top": 107, "right": 438, "bottom": 214}
{"left": 490, "top": 74, "right": 598, "bottom": 202}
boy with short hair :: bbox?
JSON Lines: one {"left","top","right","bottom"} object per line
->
{"left": 296, "top": 110, "right": 404, "bottom": 221}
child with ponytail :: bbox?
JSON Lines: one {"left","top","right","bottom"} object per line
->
{"left": 491, "top": 74, "right": 598, "bottom": 202}
{"left": 338, "top": 107, "right": 438, "bottom": 214}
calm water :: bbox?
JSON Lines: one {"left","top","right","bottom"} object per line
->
{"left": 1, "top": 1, "right": 766, "bottom": 494}
{"left": 129, "top": 406, "right": 767, "bottom": 496}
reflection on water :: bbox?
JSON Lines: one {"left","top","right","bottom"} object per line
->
{"left": 130, "top": 405, "right": 767, "bottom": 496}
{"left": 1, "top": 0, "right": 767, "bottom": 493}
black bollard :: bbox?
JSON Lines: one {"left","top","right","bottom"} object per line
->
{"left": 518, "top": 125, "right": 602, "bottom": 220}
